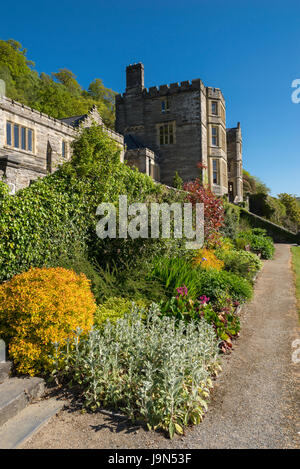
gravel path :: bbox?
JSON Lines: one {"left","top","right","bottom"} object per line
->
{"left": 23, "top": 244, "right": 300, "bottom": 449}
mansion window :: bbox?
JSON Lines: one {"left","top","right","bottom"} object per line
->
{"left": 158, "top": 122, "right": 175, "bottom": 145}
{"left": 161, "top": 98, "right": 170, "bottom": 113}
{"left": 62, "top": 141, "right": 67, "bottom": 158}
{"left": 6, "top": 122, "right": 34, "bottom": 152}
{"left": 211, "top": 125, "right": 218, "bottom": 146}
{"left": 211, "top": 101, "right": 218, "bottom": 115}
{"left": 212, "top": 159, "right": 219, "bottom": 185}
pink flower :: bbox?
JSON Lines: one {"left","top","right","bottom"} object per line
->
{"left": 176, "top": 285, "right": 188, "bottom": 298}
{"left": 198, "top": 295, "right": 210, "bottom": 305}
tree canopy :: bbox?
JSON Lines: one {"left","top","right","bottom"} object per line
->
{"left": 0, "top": 39, "right": 116, "bottom": 128}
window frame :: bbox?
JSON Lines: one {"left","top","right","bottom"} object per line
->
{"left": 161, "top": 98, "right": 170, "bottom": 113}
{"left": 158, "top": 122, "right": 175, "bottom": 145}
{"left": 211, "top": 101, "right": 218, "bottom": 115}
{"left": 6, "top": 121, "right": 35, "bottom": 153}
{"left": 62, "top": 140, "right": 67, "bottom": 158}
{"left": 211, "top": 125, "right": 219, "bottom": 147}
{"left": 212, "top": 159, "right": 219, "bottom": 185}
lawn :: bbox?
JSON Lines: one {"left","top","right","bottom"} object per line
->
{"left": 291, "top": 246, "right": 300, "bottom": 317}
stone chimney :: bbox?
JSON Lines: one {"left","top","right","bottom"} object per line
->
{"left": 126, "top": 63, "right": 144, "bottom": 94}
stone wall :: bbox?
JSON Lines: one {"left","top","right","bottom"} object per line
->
{"left": 0, "top": 95, "right": 124, "bottom": 191}
{"left": 116, "top": 63, "right": 229, "bottom": 196}
{"left": 125, "top": 147, "right": 159, "bottom": 180}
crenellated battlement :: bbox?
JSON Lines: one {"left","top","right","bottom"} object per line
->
{"left": 206, "top": 86, "right": 225, "bottom": 102}
{"left": 117, "top": 78, "right": 205, "bottom": 100}
{"left": 144, "top": 78, "right": 205, "bottom": 97}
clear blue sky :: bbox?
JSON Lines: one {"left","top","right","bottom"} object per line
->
{"left": 1, "top": 0, "right": 299, "bottom": 196}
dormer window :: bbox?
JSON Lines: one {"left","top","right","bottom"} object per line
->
{"left": 6, "top": 121, "right": 34, "bottom": 153}
{"left": 161, "top": 98, "right": 170, "bottom": 113}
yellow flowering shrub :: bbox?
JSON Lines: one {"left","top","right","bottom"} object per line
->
{"left": 193, "top": 248, "right": 224, "bottom": 271}
{"left": 0, "top": 267, "right": 96, "bottom": 376}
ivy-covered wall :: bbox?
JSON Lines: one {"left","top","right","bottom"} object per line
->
{"left": 239, "top": 207, "right": 300, "bottom": 244}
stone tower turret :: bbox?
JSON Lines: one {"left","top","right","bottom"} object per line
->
{"left": 226, "top": 122, "right": 243, "bottom": 203}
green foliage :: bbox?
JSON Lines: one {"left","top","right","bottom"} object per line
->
{"left": 0, "top": 127, "right": 162, "bottom": 283}
{"left": 221, "top": 202, "right": 240, "bottom": 238}
{"left": 0, "top": 173, "right": 88, "bottom": 282}
{"left": 51, "top": 244, "right": 118, "bottom": 304}
{"left": 266, "top": 196, "right": 287, "bottom": 225}
{"left": 172, "top": 171, "right": 183, "bottom": 189}
{"left": 0, "top": 39, "right": 116, "bottom": 128}
{"left": 216, "top": 249, "right": 263, "bottom": 282}
{"left": 278, "top": 193, "right": 300, "bottom": 231}
{"left": 54, "top": 304, "right": 220, "bottom": 438}
{"left": 151, "top": 255, "right": 253, "bottom": 303}
{"left": 160, "top": 291, "right": 240, "bottom": 344}
{"left": 243, "top": 169, "right": 270, "bottom": 197}
{"left": 94, "top": 297, "right": 148, "bottom": 329}
{"left": 151, "top": 256, "right": 199, "bottom": 299}
{"left": 235, "top": 228, "right": 275, "bottom": 259}
{"left": 195, "top": 270, "right": 253, "bottom": 304}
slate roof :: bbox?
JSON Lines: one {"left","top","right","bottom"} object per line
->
{"left": 124, "top": 134, "right": 146, "bottom": 150}
{"left": 59, "top": 114, "right": 87, "bottom": 127}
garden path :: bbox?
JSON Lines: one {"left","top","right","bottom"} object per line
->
{"left": 23, "top": 244, "right": 300, "bottom": 449}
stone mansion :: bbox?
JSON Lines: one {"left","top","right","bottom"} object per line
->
{"left": 0, "top": 64, "right": 243, "bottom": 202}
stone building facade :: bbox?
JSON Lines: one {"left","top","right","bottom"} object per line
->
{"left": 116, "top": 63, "right": 243, "bottom": 202}
{"left": 0, "top": 64, "right": 243, "bottom": 204}
{"left": 0, "top": 81, "right": 124, "bottom": 193}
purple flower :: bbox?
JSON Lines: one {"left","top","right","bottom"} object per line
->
{"left": 198, "top": 295, "right": 210, "bottom": 305}
{"left": 176, "top": 285, "right": 188, "bottom": 298}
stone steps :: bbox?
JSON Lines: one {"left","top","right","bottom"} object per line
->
{"left": 0, "top": 361, "right": 12, "bottom": 384}
{"left": 0, "top": 361, "right": 63, "bottom": 448}
{"left": 0, "top": 376, "right": 45, "bottom": 426}
{"left": 0, "top": 399, "right": 64, "bottom": 449}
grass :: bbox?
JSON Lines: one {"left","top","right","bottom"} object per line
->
{"left": 291, "top": 246, "right": 300, "bottom": 317}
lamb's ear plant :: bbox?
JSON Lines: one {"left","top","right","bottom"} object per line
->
{"left": 53, "top": 303, "right": 220, "bottom": 438}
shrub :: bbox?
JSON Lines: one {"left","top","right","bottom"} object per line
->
{"left": 0, "top": 267, "right": 96, "bottom": 376}
{"left": 160, "top": 287, "right": 240, "bottom": 346}
{"left": 94, "top": 297, "right": 148, "bottom": 328}
{"left": 193, "top": 248, "right": 224, "bottom": 271}
{"left": 0, "top": 126, "right": 162, "bottom": 283}
{"left": 221, "top": 202, "right": 240, "bottom": 239}
{"left": 235, "top": 229, "right": 275, "bottom": 259}
{"left": 54, "top": 304, "right": 220, "bottom": 438}
{"left": 278, "top": 193, "right": 300, "bottom": 230}
{"left": 151, "top": 255, "right": 252, "bottom": 303}
{"left": 151, "top": 256, "right": 199, "bottom": 299}
{"left": 183, "top": 179, "right": 225, "bottom": 242}
{"left": 195, "top": 269, "right": 253, "bottom": 304}
{"left": 216, "top": 249, "right": 262, "bottom": 281}
{"left": 218, "top": 237, "right": 235, "bottom": 252}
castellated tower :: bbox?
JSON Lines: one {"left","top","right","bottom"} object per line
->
{"left": 226, "top": 123, "right": 243, "bottom": 203}
{"left": 115, "top": 63, "right": 239, "bottom": 199}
